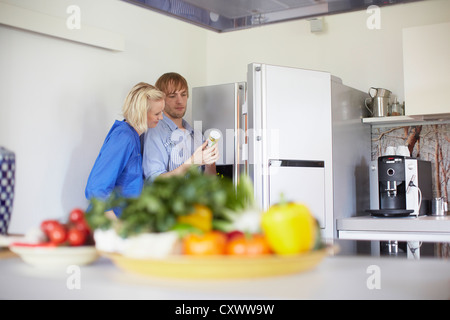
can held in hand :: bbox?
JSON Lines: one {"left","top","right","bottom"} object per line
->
{"left": 0, "top": 147, "right": 15, "bottom": 234}
{"left": 207, "top": 130, "right": 221, "bottom": 148}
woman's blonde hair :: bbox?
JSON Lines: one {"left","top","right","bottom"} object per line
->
{"left": 122, "top": 82, "right": 165, "bottom": 135}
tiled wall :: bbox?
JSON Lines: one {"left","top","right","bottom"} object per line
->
{"left": 371, "top": 124, "right": 449, "bottom": 201}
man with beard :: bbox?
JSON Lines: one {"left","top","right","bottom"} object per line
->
{"left": 142, "top": 72, "right": 219, "bottom": 181}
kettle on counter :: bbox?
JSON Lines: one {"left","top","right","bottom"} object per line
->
{"left": 365, "top": 87, "right": 392, "bottom": 117}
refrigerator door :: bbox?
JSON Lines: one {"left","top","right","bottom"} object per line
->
{"left": 247, "top": 63, "right": 333, "bottom": 216}
{"left": 192, "top": 82, "right": 247, "bottom": 183}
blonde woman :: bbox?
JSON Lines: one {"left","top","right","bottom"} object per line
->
{"left": 85, "top": 82, "right": 165, "bottom": 218}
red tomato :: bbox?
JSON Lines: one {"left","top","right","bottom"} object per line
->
{"left": 67, "top": 227, "right": 86, "bottom": 246}
{"left": 225, "top": 234, "right": 272, "bottom": 256}
{"left": 40, "top": 220, "right": 60, "bottom": 235}
{"left": 226, "top": 230, "right": 245, "bottom": 241}
{"left": 74, "top": 219, "right": 90, "bottom": 235}
{"left": 183, "top": 231, "right": 227, "bottom": 255}
{"left": 69, "top": 208, "right": 85, "bottom": 223}
{"left": 47, "top": 223, "right": 67, "bottom": 245}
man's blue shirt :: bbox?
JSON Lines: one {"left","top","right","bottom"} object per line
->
{"left": 142, "top": 114, "right": 203, "bottom": 181}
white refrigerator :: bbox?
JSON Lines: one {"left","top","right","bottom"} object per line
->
{"left": 192, "top": 63, "right": 371, "bottom": 243}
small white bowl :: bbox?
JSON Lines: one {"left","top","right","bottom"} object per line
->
{"left": 9, "top": 245, "right": 99, "bottom": 268}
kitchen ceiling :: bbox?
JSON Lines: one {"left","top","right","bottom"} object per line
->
{"left": 122, "top": 0, "right": 425, "bottom": 32}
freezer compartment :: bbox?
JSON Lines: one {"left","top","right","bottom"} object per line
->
{"left": 268, "top": 159, "right": 326, "bottom": 229}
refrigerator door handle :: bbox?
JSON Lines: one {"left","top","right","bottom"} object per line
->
{"left": 242, "top": 101, "right": 248, "bottom": 115}
{"left": 269, "top": 159, "right": 325, "bottom": 168}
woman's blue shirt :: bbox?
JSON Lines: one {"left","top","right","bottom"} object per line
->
{"left": 85, "top": 120, "right": 143, "bottom": 215}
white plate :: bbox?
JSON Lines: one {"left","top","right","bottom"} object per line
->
{"left": 0, "top": 235, "right": 26, "bottom": 248}
{"left": 9, "top": 245, "right": 99, "bottom": 268}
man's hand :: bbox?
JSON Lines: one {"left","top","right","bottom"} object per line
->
{"left": 185, "top": 141, "right": 219, "bottom": 166}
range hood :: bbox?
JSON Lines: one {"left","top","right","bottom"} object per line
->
{"left": 122, "top": 0, "right": 424, "bottom": 32}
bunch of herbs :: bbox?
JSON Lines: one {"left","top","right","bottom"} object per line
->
{"left": 86, "top": 168, "right": 254, "bottom": 238}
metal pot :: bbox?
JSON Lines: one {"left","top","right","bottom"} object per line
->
{"left": 365, "top": 87, "right": 392, "bottom": 117}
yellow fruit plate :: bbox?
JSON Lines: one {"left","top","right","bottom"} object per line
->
{"left": 101, "top": 246, "right": 334, "bottom": 280}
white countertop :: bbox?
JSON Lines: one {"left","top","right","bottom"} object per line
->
{"left": 337, "top": 215, "right": 450, "bottom": 242}
{"left": 1, "top": 252, "right": 449, "bottom": 300}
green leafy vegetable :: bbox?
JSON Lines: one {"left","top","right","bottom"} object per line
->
{"left": 86, "top": 168, "right": 254, "bottom": 238}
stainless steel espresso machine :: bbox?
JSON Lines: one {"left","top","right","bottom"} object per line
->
{"left": 369, "top": 156, "right": 432, "bottom": 217}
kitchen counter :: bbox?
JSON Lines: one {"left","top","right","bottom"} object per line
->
{"left": 0, "top": 250, "right": 449, "bottom": 300}
{"left": 337, "top": 215, "right": 450, "bottom": 242}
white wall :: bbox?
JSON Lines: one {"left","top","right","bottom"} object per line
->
{"left": 0, "top": 0, "right": 208, "bottom": 233}
{"left": 204, "top": 0, "right": 450, "bottom": 103}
